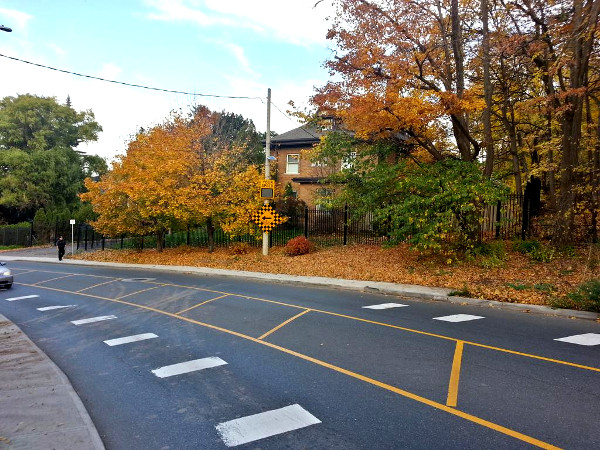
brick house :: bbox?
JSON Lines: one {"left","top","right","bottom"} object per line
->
{"left": 269, "top": 124, "right": 341, "bottom": 207}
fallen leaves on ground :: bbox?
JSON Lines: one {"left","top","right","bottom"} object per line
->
{"left": 73, "top": 242, "right": 600, "bottom": 308}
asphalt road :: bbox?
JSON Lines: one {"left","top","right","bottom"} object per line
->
{"left": 1, "top": 260, "right": 599, "bottom": 449}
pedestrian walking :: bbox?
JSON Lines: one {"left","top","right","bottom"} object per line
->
{"left": 56, "top": 236, "right": 66, "bottom": 261}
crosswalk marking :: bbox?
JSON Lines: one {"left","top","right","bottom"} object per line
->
{"left": 151, "top": 357, "right": 227, "bottom": 378}
{"left": 362, "top": 303, "right": 408, "bottom": 309}
{"left": 71, "top": 315, "right": 117, "bottom": 325}
{"left": 6, "top": 295, "right": 39, "bottom": 302}
{"left": 554, "top": 333, "right": 600, "bottom": 346}
{"left": 433, "top": 314, "right": 485, "bottom": 323}
{"left": 216, "top": 404, "right": 321, "bottom": 447}
{"left": 104, "top": 333, "right": 158, "bottom": 346}
{"left": 37, "top": 305, "right": 75, "bottom": 311}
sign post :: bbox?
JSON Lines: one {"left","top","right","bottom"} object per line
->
{"left": 69, "top": 219, "right": 75, "bottom": 255}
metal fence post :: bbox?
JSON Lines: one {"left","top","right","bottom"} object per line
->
{"left": 304, "top": 207, "right": 309, "bottom": 238}
{"left": 495, "top": 200, "right": 501, "bottom": 239}
{"left": 343, "top": 204, "right": 349, "bottom": 245}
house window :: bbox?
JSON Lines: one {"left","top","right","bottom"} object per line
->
{"left": 286, "top": 154, "right": 300, "bottom": 174}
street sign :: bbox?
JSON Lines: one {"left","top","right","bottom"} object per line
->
{"left": 260, "top": 180, "right": 275, "bottom": 199}
{"left": 251, "top": 205, "right": 286, "bottom": 233}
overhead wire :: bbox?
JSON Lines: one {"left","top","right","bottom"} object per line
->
{"left": 0, "top": 52, "right": 323, "bottom": 139}
{"left": 0, "top": 53, "right": 263, "bottom": 100}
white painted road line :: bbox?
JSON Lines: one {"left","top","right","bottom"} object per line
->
{"left": 104, "top": 333, "right": 158, "bottom": 346}
{"left": 362, "top": 303, "right": 408, "bottom": 309}
{"left": 216, "top": 404, "right": 321, "bottom": 447}
{"left": 433, "top": 314, "right": 485, "bottom": 323}
{"left": 6, "top": 295, "right": 39, "bottom": 302}
{"left": 554, "top": 333, "right": 600, "bottom": 346}
{"left": 37, "top": 305, "right": 76, "bottom": 311}
{"left": 71, "top": 315, "right": 117, "bottom": 325}
{"left": 151, "top": 357, "right": 227, "bottom": 378}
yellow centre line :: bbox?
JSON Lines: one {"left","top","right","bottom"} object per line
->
{"left": 110, "top": 279, "right": 600, "bottom": 374}
{"left": 77, "top": 279, "right": 120, "bottom": 293}
{"left": 119, "top": 285, "right": 160, "bottom": 299}
{"left": 259, "top": 309, "right": 312, "bottom": 340}
{"left": 31, "top": 274, "right": 77, "bottom": 285}
{"left": 17, "top": 282, "right": 565, "bottom": 448}
{"left": 446, "top": 341, "right": 464, "bottom": 407}
{"left": 176, "top": 294, "right": 230, "bottom": 315}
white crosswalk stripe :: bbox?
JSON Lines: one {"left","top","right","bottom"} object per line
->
{"left": 362, "top": 303, "right": 408, "bottom": 309}
{"left": 554, "top": 333, "right": 600, "bottom": 346}
{"left": 71, "top": 315, "right": 117, "bottom": 325}
{"left": 151, "top": 357, "right": 227, "bottom": 378}
{"left": 104, "top": 333, "right": 158, "bottom": 346}
{"left": 216, "top": 404, "right": 321, "bottom": 447}
{"left": 37, "top": 305, "right": 75, "bottom": 311}
{"left": 6, "top": 295, "right": 39, "bottom": 302}
{"left": 433, "top": 314, "right": 485, "bottom": 322}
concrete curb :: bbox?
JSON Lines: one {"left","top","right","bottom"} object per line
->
{"left": 3, "top": 255, "right": 599, "bottom": 322}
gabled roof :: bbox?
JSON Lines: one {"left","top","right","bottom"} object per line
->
{"left": 270, "top": 125, "right": 324, "bottom": 148}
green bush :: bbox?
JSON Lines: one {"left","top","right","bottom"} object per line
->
{"left": 284, "top": 236, "right": 314, "bottom": 256}
{"left": 513, "top": 239, "right": 555, "bottom": 262}
{"left": 448, "top": 284, "right": 472, "bottom": 297}
{"left": 564, "top": 279, "right": 600, "bottom": 312}
{"left": 513, "top": 239, "right": 541, "bottom": 254}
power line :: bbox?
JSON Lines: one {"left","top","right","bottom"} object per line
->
{"left": 270, "top": 100, "right": 322, "bottom": 140}
{"left": 0, "top": 53, "right": 263, "bottom": 100}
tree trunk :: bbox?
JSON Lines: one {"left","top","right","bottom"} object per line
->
{"left": 554, "top": 0, "right": 600, "bottom": 243}
{"left": 207, "top": 217, "right": 215, "bottom": 253}
{"left": 156, "top": 230, "right": 164, "bottom": 253}
{"left": 481, "top": 0, "right": 494, "bottom": 177}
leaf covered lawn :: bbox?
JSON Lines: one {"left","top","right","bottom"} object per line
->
{"left": 75, "top": 242, "right": 600, "bottom": 307}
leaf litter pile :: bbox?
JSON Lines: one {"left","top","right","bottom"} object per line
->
{"left": 75, "top": 242, "right": 600, "bottom": 308}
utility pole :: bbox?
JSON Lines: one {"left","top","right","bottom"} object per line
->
{"left": 263, "top": 88, "right": 272, "bottom": 256}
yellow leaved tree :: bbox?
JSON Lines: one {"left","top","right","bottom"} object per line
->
{"left": 81, "top": 108, "right": 264, "bottom": 252}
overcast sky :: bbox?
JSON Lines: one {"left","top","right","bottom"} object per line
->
{"left": 0, "top": 0, "right": 335, "bottom": 160}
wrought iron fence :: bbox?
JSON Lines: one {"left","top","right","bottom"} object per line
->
{"left": 4, "top": 198, "right": 532, "bottom": 251}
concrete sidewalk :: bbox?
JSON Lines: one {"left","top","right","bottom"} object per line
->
{"left": 0, "top": 314, "right": 104, "bottom": 450}
{"left": 0, "top": 251, "right": 598, "bottom": 450}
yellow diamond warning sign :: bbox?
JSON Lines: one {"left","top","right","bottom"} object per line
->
{"left": 251, "top": 205, "right": 286, "bottom": 233}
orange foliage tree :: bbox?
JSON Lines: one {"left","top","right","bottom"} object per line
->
{"left": 313, "top": 0, "right": 483, "bottom": 163}
{"left": 81, "top": 109, "right": 263, "bottom": 252}
{"left": 313, "top": 0, "right": 600, "bottom": 243}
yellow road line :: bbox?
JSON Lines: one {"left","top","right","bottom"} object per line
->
{"left": 11, "top": 269, "right": 37, "bottom": 276}
{"left": 77, "top": 279, "right": 119, "bottom": 293}
{"left": 15, "top": 282, "right": 565, "bottom": 448}
{"left": 176, "top": 294, "right": 230, "bottom": 315}
{"left": 119, "top": 286, "right": 160, "bottom": 299}
{"left": 20, "top": 274, "right": 600, "bottom": 373}
{"left": 32, "top": 274, "right": 77, "bottom": 284}
{"left": 259, "top": 309, "right": 311, "bottom": 340}
{"left": 19, "top": 276, "right": 600, "bottom": 373}
{"left": 447, "top": 341, "right": 464, "bottom": 407}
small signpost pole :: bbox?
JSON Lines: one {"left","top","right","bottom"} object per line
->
{"left": 69, "top": 219, "right": 75, "bottom": 255}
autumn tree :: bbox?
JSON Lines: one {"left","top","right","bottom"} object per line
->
{"left": 313, "top": 0, "right": 483, "bottom": 163}
{"left": 314, "top": 0, "right": 600, "bottom": 243}
{"left": 81, "top": 108, "right": 263, "bottom": 252}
